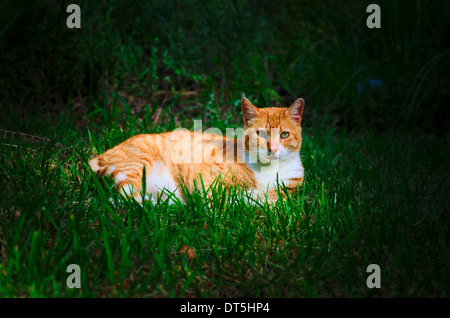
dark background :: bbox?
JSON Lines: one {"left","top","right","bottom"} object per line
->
{"left": 1, "top": 0, "right": 449, "bottom": 135}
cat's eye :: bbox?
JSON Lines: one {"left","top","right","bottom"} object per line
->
{"left": 280, "top": 131, "right": 290, "bottom": 139}
{"left": 256, "top": 130, "right": 267, "bottom": 138}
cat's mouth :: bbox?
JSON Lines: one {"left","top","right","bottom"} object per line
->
{"left": 246, "top": 148, "right": 285, "bottom": 164}
{"left": 267, "top": 153, "right": 280, "bottom": 160}
{"left": 259, "top": 151, "right": 281, "bottom": 162}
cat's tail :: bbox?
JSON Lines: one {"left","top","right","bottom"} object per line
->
{"left": 88, "top": 156, "right": 113, "bottom": 181}
{"left": 88, "top": 157, "right": 103, "bottom": 175}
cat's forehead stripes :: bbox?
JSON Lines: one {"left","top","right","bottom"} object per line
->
{"left": 247, "top": 107, "right": 300, "bottom": 131}
{"left": 259, "top": 108, "right": 284, "bottom": 126}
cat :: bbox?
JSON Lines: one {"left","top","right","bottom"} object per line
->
{"left": 89, "top": 97, "right": 305, "bottom": 205}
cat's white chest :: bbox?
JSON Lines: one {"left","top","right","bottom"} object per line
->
{"left": 246, "top": 153, "right": 304, "bottom": 191}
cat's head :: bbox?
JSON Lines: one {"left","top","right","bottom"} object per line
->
{"left": 242, "top": 97, "right": 305, "bottom": 163}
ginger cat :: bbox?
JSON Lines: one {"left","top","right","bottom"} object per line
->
{"left": 89, "top": 97, "right": 305, "bottom": 205}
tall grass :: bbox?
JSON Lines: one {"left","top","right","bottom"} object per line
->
{"left": 0, "top": 103, "right": 448, "bottom": 296}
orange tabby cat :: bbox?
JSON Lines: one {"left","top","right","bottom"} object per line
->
{"left": 89, "top": 97, "right": 305, "bottom": 205}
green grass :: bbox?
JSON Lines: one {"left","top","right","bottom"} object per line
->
{"left": 0, "top": 104, "right": 448, "bottom": 297}
{"left": 0, "top": 0, "right": 449, "bottom": 297}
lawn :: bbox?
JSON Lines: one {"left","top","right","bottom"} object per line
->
{"left": 0, "top": 0, "right": 448, "bottom": 297}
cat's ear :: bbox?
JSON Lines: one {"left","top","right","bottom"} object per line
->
{"left": 285, "top": 98, "right": 305, "bottom": 124}
{"left": 242, "top": 97, "right": 260, "bottom": 124}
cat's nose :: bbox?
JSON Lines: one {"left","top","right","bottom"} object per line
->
{"left": 268, "top": 144, "right": 279, "bottom": 154}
